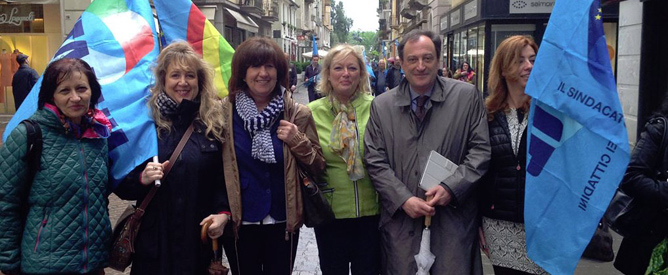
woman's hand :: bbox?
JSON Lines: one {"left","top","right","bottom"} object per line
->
{"left": 200, "top": 214, "right": 230, "bottom": 239}
{"left": 277, "top": 120, "right": 299, "bottom": 143}
{"left": 140, "top": 160, "right": 170, "bottom": 186}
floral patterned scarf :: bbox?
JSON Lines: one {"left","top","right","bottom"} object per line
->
{"left": 329, "top": 96, "right": 365, "bottom": 181}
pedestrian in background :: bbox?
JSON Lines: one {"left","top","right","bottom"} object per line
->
{"left": 478, "top": 35, "right": 545, "bottom": 275}
{"left": 286, "top": 53, "right": 297, "bottom": 93}
{"left": 11, "top": 53, "right": 39, "bottom": 110}
{"left": 454, "top": 61, "right": 476, "bottom": 84}
{"left": 114, "top": 41, "right": 230, "bottom": 274}
{"left": 221, "top": 36, "right": 326, "bottom": 275}
{"left": 305, "top": 55, "right": 322, "bottom": 102}
{"left": 613, "top": 94, "right": 668, "bottom": 275}
{"left": 374, "top": 59, "right": 388, "bottom": 96}
{"left": 364, "top": 29, "right": 490, "bottom": 275}
{"left": 0, "top": 58, "right": 112, "bottom": 275}
{"left": 385, "top": 56, "right": 403, "bottom": 90}
{"left": 308, "top": 44, "right": 380, "bottom": 275}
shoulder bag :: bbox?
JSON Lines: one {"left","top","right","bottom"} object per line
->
{"left": 108, "top": 122, "right": 195, "bottom": 271}
{"left": 288, "top": 103, "right": 335, "bottom": 228}
{"left": 606, "top": 116, "right": 668, "bottom": 237}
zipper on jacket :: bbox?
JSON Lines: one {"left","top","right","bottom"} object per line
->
{"left": 353, "top": 109, "right": 362, "bottom": 218}
{"left": 78, "top": 143, "right": 90, "bottom": 273}
{"left": 353, "top": 181, "right": 360, "bottom": 217}
{"left": 33, "top": 213, "right": 48, "bottom": 252}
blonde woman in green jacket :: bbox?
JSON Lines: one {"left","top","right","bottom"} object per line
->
{"left": 307, "top": 44, "right": 380, "bottom": 275}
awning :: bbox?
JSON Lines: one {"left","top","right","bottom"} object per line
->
{"left": 224, "top": 8, "right": 258, "bottom": 33}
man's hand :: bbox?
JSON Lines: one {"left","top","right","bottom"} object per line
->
{"left": 425, "top": 185, "right": 452, "bottom": 207}
{"left": 401, "top": 197, "right": 435, "bottom": 218}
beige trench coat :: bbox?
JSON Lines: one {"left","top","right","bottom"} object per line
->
{"left": 364, "top": 77, "right": 491, "bottom": 275}
{"left": 221, "top": 94, "right": 326, "bottom": 238}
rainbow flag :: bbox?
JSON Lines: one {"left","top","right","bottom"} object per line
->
{"left": 2, "top": 0, "right": 160, "bottom": 187}
{"left": 154, "top": 0, "right": 235, "bottom": 98}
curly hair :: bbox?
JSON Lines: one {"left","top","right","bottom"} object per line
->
{"left": 485, "top": 35, "right": 538, "bottom": 120}
{"left": 227, "top": 37, "right": 288, "bottom": 103}
{"left": 316, "top": 44, "right": 371, "bottom": 98}
{"left": 149, "top": 41, "right": 224, "bottom": 142}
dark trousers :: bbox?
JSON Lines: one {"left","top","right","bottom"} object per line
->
{"left": 314, "top": 216, "right": 381, "bottom": 275}
{"left": 223, "top": 223, "right": 299, "bottom": 275}
{"left": 307, "top": 85, "right": 321, "bottom": 102}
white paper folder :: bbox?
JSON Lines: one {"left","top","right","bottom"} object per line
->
{"left": 419, "top": 150, "right": 458, "bottom": 191}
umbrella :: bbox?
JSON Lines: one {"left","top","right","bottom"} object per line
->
{"left": 201, "top": 220, "right": 229, "bottom": 275}
{"left": 415, "top": 196, "right": 436, "bottom": 275}
{"left": 301, "top": 50, "right": 328, "bottom": 58}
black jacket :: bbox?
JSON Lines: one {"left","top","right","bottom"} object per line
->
{"left": 385, "top": 67, "right": 402, "bottom": 90}
{"left": 115, "top": 100, "right": 229, "bottom": 275}
{"left": 479, "top": 110, "right": 527, "bottom": 223}
{"left": 11, "top": 64, "right": 38, "bottom": 109}
{"left": 614, "top": 116, "right": 668, "bottom": 275}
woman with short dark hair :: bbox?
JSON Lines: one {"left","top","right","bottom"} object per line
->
{"left": 221, "top": 36, "right": 325, "bottom": 275}
{"left": 0, "top": 58, "right": 112, "bottom": 275}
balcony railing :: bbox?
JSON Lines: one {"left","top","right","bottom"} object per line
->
{"left": 241, "top": 0, "right": 263, "bottom": 15}
{"left": 262, "top": 4, "right": 279, "bottom": 22}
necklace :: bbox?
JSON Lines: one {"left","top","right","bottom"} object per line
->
{"left": 510, "top": 109, "right": 526, "bottom": 171}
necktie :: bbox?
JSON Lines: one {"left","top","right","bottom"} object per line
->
{"left": 416, "top": 95, "right": 428, "bottom": 120}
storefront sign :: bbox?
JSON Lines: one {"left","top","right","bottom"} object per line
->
{"left": 509, "top": 0, "right": 556, "bottom": 14}
{"left": 450, "top": 9, "right": 461, "bottom": 27}
{"left": 440, "top": 15, "right": 448, "bottom": 31}
{"left": 464, "top": 1, "right": 478, "bottom": 21}
{"left": 0, "top": 7, "right": 35, "bottom": 26}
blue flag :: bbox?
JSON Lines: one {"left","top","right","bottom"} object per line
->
{"left": 362, "top": 48, "right": 375, "bottom": 79}
{"left": 524, "top": 0, "right": 629, "bottom": 274}
{"left": 312, "top": 35, "right": 318, "bottom": 57}
{"left": 2, "top": 0, "right": 159, "bottom": 188}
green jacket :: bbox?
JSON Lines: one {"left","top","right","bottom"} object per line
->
{"left": 308, "top": 94, "right": 379, "bottom": 219}
{"left": 0, "top": 108, "right": 111, "bottom": 274}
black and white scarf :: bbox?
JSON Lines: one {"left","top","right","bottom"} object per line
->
{"left": 156, "top": 91, "right": 179, "bottom": 117}
{"left": 235, "top": 92, "right": 284, "bottom": 163}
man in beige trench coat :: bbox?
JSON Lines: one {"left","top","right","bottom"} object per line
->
{"left": 364, "top": 29, "right": 491, "bottom": 275}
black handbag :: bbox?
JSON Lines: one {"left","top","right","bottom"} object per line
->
{"left": 288, "top": 102, "right": 335, "bottom": 228}
{"left": 582, "top": 220, "right": 615, "bottom": 262}
{"left": 299, "top": 170, "right": 335, "bottom": 227}
{"left": 606, "top": 116, "right": 668, "bottom": 237}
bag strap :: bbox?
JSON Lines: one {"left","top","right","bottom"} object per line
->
{"left": 289, "top": 102, "right": 299, "bottom": 123}
{"left": 20, "top": 120, "right": 41, "bottom": 216}
{"left": 21, "top": 120, "right": 42, "bottom": 182}
{"left": 137, "top": 121, "right": 196, "bottom": 211}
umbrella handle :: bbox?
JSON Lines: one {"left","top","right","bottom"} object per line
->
{"left": 201, "top": 220, "right": 213, "bottom": 244}
{"left": 425, "top": 195, "right": 433, "bottom": 227}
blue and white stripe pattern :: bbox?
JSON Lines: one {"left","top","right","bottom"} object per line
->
{"left": 235, "top": 92, "right": 284, "bottom": 163}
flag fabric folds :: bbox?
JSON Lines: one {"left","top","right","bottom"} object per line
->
{"left": 524, "top": 0, "right": 629, "bottom": 274}
{"left": 154, "top": 0, "right": 235, "bottom": 98}
{"left": 2, "top": 0, "right": 160, "bottom": 188}
{"left": 312, "top": 35, "right": 318, "bottom": 57}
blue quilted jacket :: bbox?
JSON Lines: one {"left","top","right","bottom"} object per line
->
{"left": 0, "top": 107, "right": 112, "bottom": 274}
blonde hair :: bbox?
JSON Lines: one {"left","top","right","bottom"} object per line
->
{"left": 316, "top": 44, "right": 371, "bottom": 98}
{"left": 149, "top": 41, "right": 224, "bottom": 142}
{"left": 485, "top": 35, "right": 538, "bottom": 120}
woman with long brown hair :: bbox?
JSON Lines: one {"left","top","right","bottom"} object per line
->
{"left": 479, "top": 35, "right": 546, "bottom": 275}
